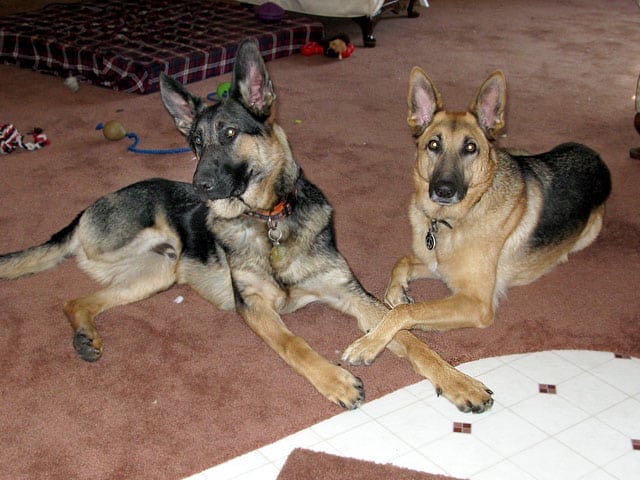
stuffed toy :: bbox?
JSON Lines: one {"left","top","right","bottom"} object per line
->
{"left": 301, "top": 34, "right": 354, "bottom": 60}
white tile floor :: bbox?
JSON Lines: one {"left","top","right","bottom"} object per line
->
{"left": 185, "top": 350, "right": 640, "bottom": 480}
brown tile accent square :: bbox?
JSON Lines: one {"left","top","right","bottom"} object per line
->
{"left": 632, "top": 439, "right": 640, "bottom": 450}
{"left": 453, "top": 422, "right": 472, "bottom": 434}
{"left": 539, "top": 384, "right": 557, "bottom": 394}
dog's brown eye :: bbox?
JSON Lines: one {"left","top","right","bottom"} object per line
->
{"left": 464, "top": 142, "right": 477, "bottom": 154}
{"left": 193, "top": 133, "right": 203, "bottom": 146}
{"left": 427, "top": 139, "right": 440, "bottom": 151}
{"left": 225, "top": 127, "right": 237, "bottom": 139}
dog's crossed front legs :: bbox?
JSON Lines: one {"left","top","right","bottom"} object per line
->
{"left": 233, "top": 263, "right": 492, "bottom": 412}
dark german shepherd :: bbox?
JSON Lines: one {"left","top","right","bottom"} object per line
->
{"left": 342, "top": 68, "right": 611, "bottom": 365}
{"left": 0, "top": 41, "right": 494, "bottom": 412}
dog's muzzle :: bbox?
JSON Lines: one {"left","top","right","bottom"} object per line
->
{"left": 429, "top": 179, "right": 467, "bottom": 205}
{"left": 193, "top": 160, "right": 249, "bottom": 202}
{"left": 193, "top": 176, "right": 248, "bottom": 202}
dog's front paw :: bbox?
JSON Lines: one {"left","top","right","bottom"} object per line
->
{"left": 384, "top": 285, "right": 413, "bottom": 308}
{"left": 318, "top": 365, "right": 365, "bottom": 409}
{"left": 73, "top": 330, "right": 103, "bottom": 362}
{"left": 436, "top": 368, "right": 494, "bottom": 414}
{"left": 341, "top": 332, "right": 388, "bottom": 366}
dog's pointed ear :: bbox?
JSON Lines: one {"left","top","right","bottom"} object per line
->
{"left": 160, "top": 73, "right": 205, "bottom": 136}
{"left": 469, "top": 70, "right": 506, "bottom": 140}
{"left": 230, "top": 39, "right": 275, "bottom": 120}
{"left": 407, "top": 67, "right": 442, "bottom": 136}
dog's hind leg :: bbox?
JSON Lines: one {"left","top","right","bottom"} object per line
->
{"left": 66, "top": 240, "right": 179, "bottom": 361}
{"left": 64, "top": 273, "right": 175, "bottom": 361}
{"left": 570, "top": 204, "right": 606, "bottom": 254}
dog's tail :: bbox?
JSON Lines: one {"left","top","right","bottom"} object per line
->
{"left": 0, "top": 213, "right": 82, "bottom": 280}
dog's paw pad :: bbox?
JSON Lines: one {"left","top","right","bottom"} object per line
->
{"left": 343, "top": 376, "right": 365, "bottom": 409}
{"left": 447, "top": 384, "right": 494, "bottom": 414}
{"left": 327, "top": 370, "right": 365, "bottom": 410}
{"left": 433, "top": 369, "right": 495, "bottom": 414}
{"left": 384, "top": 286, "right": 414, "bottom": 308}
{"left": 341, "top": 336, "right": 386, "bottom": 366}
{"left": 73, "top": 332, "right": 103, "bottom": 362}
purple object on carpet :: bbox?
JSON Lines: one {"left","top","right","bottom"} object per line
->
{"left": 256, "top": 2, "right": 286, "bottom": 22}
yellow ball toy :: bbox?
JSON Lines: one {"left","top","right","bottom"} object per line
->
{"left": 102, "top": 120, "right": 127, "bottom": 141}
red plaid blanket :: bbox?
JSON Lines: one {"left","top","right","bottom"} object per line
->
{"left": 0, "top": 0, "right": 323, "bottom": 94}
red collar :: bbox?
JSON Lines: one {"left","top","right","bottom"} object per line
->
{"left": 244, "top": 190, "right": 296, "bottom": 221}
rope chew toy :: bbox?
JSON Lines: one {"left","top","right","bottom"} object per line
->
{"left": 96, "top": 81, "right": 231, "bottom": 155}
{"left": 96, "top": 121, "right": 191, "bottom": 155}
{"left": 1, "top": 124, "right": 50, "bottom": 155}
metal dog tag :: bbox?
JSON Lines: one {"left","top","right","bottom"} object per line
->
{"left": 267, "top": 218, "right": 285, "bottom": 261}
{"left": 425, "top": 219, "right": 439, "bottom": 250}
{"left": 425, "top": 230, "right": 436, "bottom": 250}
{"left": 425, "top": 219, "right": 451, "bottom": 251}
{"left": 270, "top": 244, "right": 286, "bottom": 262}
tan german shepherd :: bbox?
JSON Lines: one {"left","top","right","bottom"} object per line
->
{"left": 342, "top": 68, "right": 611, "bottom": 368}
{"left": 0, "top": 41, "right": 493, "bottom": 412}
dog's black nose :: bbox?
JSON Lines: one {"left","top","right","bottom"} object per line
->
{"left": 193, "top": 178, "right": 217, "bottom": 201}
{"left": 195, "top": 180, "right": 214, "bottom": 194}
{"left": 432, "top": 181, "right": 457, "bottom": 200}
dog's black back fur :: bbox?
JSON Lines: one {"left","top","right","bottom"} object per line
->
{"left": 512, "top": 142, "right": 611, "bottom": 248}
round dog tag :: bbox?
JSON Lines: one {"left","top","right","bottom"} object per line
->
{"left": 425, "top": 232, "right": 436, "bottom": 250}
{"left": 270, "top": 244, "right": 286, "bottom": 262}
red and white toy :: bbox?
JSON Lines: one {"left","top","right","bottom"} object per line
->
{"left": 302, "top": 34, "right": 354, "bottom": 60}
{"left": 0, "top": 124, "right": 49, "bottom": 155}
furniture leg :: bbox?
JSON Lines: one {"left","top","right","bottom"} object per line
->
{"left": 353, "top": 0, "right": 421, "bottom": 48}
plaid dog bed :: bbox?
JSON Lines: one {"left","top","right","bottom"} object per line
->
{"left": 0, "top": 0, "right": 323, "bottom": 94}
